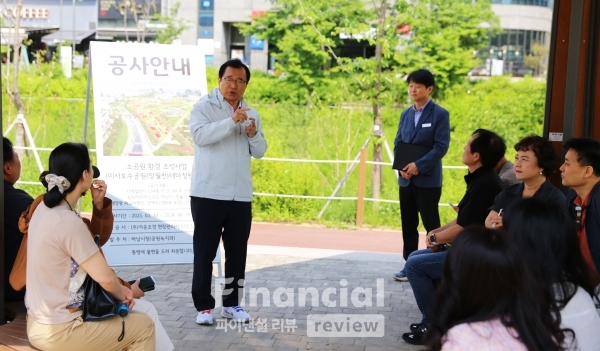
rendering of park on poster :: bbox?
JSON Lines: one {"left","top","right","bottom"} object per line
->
{"left": 91, "top": 41, "right": 208, "bottom": 265}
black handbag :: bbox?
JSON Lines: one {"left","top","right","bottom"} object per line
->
{"left": 82, "top": 235, "right": 117, "bottom": 321}
{"left": 82, "top": 275, "right": 117, "bottom": 321}
{"left": 81, "top": 235, "right": 126, "bottom": 341}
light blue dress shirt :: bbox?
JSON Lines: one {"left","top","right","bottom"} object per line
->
{"left": 412, "top": 99, "right": 431, "bottom": 127}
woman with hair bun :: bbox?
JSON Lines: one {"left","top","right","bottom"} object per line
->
{"left": 25, "top": 142, "right": 155, "bottom": 351}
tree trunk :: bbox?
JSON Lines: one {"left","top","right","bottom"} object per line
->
{"left": 134, "top": 13, "right": 140, "bottom": 42}
{"left": 372, "top": 102, "right": 383, "bottom": 206}
{"left": 124, "top": 2, "right": 129, "bottom": 41}
{"left": 9, "top": 0, "right": 26, "bottom": 159}
{"left": 370, "top": 1, "right": 386, "bottom": 205}
{"left": 141, "top": 0, "right": 155, "bottom": 42}
{"left": 132, "top": 1, "right": 141, "bottom": 42}
{"left": 15, "top": 122, "right": 26, "bottom": 159}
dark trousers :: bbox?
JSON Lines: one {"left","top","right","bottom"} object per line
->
{"left": 190, "top": 197, "right": 252, "bottom": 311}
{"left": 399, "top": 183, "right": 441, "bottom": 260}
{"left": 405, "top": 248, "right": 448, "bottom": 324}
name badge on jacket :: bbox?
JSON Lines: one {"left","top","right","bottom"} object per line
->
{"left": 422, "top": 123, "right": 432, "bottom": 128}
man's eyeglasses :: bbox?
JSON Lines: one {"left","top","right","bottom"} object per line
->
{"left": 222, "top": 77, "right": 247, "bottom": 86}
{"left": 574, "top": 205, "right": 584, "bottom": 231}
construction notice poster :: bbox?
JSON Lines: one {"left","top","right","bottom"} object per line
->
{"left": 91, "top": 41, "right": 207, "bottom": 265}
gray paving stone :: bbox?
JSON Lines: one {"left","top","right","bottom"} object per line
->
{"left": 273, "top": 340, "right": 308, "bottom": 349}
{"left": 227, "top": 344, "right": 258, "bottom": 351}
{"left": 252, "top": 346, "right": 299, "bottom": 351}
{"left": 115, "top": 250, "right": 425, "bottom": 351}
{"left": 172, "top": 339, "right": 188, "bottom": 347}
{"left": 304, "top": 343, "right": 333, "bottom": 351}
{"left": 272, "top": 334, "right": 303, "bottom": 341}
{"left": 182, "top": 333, "right": 215, "bottom": 341}
{"left": 325, "top": 337, "right": 355, "bottom": 345}
{"left": 300, "top": 335, "right": 327, "bottom": 343}
{"left": 241, "top": 332, "right": 276, "bottom": 339}
{"left": 243, "top": 338, "right": 277, "bottom": 347}
{"left": 191, "top": 340, "right": 235, "bottom": 350}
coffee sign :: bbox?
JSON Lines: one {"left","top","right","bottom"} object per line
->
{"left": 2, "top": 7, "right": 50, "bottom": 19}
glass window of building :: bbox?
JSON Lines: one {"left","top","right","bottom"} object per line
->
{"left": 200, "top": 0, "right": 214, "bottom": 10}
{"left": 485, "top": 29, "right": 549, "bottom": 75}
{"left": 199, "top": 13, "right": 214, "bottom": 27}
{"left": 205, "top": 55, "right": 214, "bottom": 66}
{"left": 199, "top": 28, "right": 214, "bottom": 38}
{"left": 199, "top": 0, "right": 214, "bottom": 39}
{"left": 490, "top": 0, "right": 552, "bottom": 7}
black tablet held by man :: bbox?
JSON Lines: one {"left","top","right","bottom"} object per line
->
{"left": 392, "top": 142, "right": 432, "bottom": 171}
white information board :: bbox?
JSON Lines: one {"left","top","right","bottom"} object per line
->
{"left": 91, "top": 41, "right": 208, "bottom": 265}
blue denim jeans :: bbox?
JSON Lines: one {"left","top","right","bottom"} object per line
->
{"left": 405, "top": 248, "right": 448, "bottom": 324}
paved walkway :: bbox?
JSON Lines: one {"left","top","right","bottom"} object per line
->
{"left": 113, "top": 223, "right": 426, "bottom": 351}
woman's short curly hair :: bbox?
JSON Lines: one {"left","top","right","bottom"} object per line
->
{"left": 514, "top": 134, "right": 557, "bottom": 177}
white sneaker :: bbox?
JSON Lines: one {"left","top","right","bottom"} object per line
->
{"left": 221, "top": 306, "right": 250, "bottom": 323}
{"left": 196, "top": 309, "right": 213, "bottom": 325}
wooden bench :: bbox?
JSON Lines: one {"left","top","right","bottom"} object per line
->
{"left": 0, "top": 213, "right": 97, "bottom": 350}
{"left": 0, "top": 301, "right": 37, "bottom": 351}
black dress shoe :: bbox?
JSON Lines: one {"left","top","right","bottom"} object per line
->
{"left": 410, "top": 322, "right": 424, "bottom": 332}
{"left": 402, "top": 324, "right": 427, "bottom": 345}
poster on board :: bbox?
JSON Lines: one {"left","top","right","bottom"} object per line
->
{"left": 91, "top": 41, "right": 207, "bottom": 265}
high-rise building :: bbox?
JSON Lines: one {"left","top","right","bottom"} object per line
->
{"left": 178, "top": 0, "right": 554, "bottom": 76}
{"left": 177, "top": 0, "right": 270, "bottom": 71}
{"left": 487, "top": 0, "right": 553, "bottom": 76}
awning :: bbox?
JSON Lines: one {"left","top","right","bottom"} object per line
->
{"left": 95, "top": 29, "right": 157, "bottom": 39}
{"left": 26, "top": 27, "right": 59, "bottom": 37}
{"left": 42, "top": 30, "right": 95, "bottom": 45}
{"left": 0, "top": 28, "right": 27, "bottom": 45}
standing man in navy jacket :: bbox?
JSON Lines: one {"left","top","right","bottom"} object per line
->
{"left": 393, "top": 69, "right": 450, "bottom": 282}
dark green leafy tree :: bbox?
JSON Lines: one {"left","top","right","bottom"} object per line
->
{"left": 154, "top": 2, "right": 190, "bottom": 44}
{"left": 241, "top": 0, "right": 499, "bottom": 200}
{"left": 238, "top": 0, "right": 369, "bottom": 100}
{"left": 392, "top": 0, "right": 500, "bottom": 93}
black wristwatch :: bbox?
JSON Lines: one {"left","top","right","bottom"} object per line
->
{"left": 430, "top": 233, "right": 438, "bottom": 245}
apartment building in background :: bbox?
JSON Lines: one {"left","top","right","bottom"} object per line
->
{"left": 179, "top": 0, "right": 553, "bottom": 75}
{"left": 0, "top": 0, "right": 553, "bottom": 76}
{"left": 486, "top": 0, "right": 554, "bottom": 76}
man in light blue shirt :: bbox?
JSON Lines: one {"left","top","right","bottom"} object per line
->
{"left": 413, "top": 99, "right": 430, "bottom": 127}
